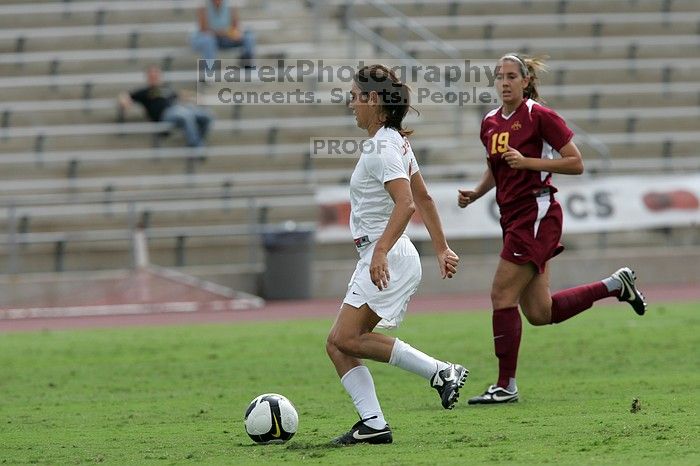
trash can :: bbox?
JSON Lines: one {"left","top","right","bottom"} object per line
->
{"left": 261, "top": 223, "right": 314, "bottom": 300}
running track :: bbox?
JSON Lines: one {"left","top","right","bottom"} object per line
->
{"left": 0, "top": 284, "right": 698, "bottom": 333}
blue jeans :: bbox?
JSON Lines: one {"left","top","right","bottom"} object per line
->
{"left": 191, "top": 29, "right": 256, "bottom": 68}
{"left": 161, "top": 104, "right": 213, "bottom": 147}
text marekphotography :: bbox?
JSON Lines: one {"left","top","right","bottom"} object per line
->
{"left": 196, "top": 59, "right": 499, "bottom": 106}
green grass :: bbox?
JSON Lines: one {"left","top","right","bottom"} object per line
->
{"left": 1, "top": 302, "right": 699, "bottom": 465}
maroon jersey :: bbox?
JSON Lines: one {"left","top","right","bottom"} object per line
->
{"left": 480, "top": 99, "right": 574, "bottom": 210}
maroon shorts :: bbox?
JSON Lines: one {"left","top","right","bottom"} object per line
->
{"left": 499, "top": 195, "right": 564, "bottom": 273}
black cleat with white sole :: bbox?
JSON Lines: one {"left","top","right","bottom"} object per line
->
{"left": 468, "top": 384, "right": 519, "bottom": 405}
{"left": 431, "top": 363, "right": 469, "bottom": 409}
{"left": 330, "top": 416, "right": 393, "bottom": 446}
{"left": 611, "top": 267, "right": 648, "bottom": 316}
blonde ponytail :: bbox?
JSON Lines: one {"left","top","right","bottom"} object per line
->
{"left": 522, "top": 56, "right": 548, "bottom": 102}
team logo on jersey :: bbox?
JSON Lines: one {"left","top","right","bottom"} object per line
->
{"left": 401, "top": 139, "right": 411, "bottom": 155}
{"left": 511, "top": 121, "right": 522, "bottom": 131}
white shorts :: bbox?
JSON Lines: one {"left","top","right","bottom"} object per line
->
{"left": 343, "top": 236, "right": 422, "bottom": 329}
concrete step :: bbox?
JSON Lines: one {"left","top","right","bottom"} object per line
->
{"left": 0, "top": 1, "right": 296, "bottom": 28}
{"left": 3, "top": 202, "right": 317, "bottom": 234}
{"left": 574, "top": 116, "right": 700, "bottom": 134}
{"left": 373, "top": 19, "right": 699, "bottom": 42}
{"left": 0, "top": 18, "right": 305, "bottom": 52}
{"left": 334, "top": 0, "right": 700, "bottom": 17}
{"left": 1, "top": 102, "right": 350, "bottom": 126}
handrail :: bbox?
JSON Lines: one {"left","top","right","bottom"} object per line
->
{"left": 2, "top": 190, "right": 315, "bottom": 273}
{"left": 0, "top": 115, "right": 358, "bottom": 139}
{"left": 360, "top": 12, "right": 700, "bottom": 28}
{"left": 3, "top": 56, "right": 699, "bottom": 90}
{"left": 0, "top": 42, "right": 313, "bottom": 65}
{"left": 3, "top": 154, "right": 697, "bottom": 207}
{"left": 0, "top": 185, "right": 316, "bottom": 208}
{"left": 1, "top": 221, "right": 317, "bottom": 246}
{"left": 9, "top": 99, "right": 699, "bottom": 129}
{"left": 344, "top": 14, "right": 465, "bottom": 137}
{"left": 343, "top": 0, "right": 613, "bottom": 163}
{"left": 0, "top": 195, "right": 316, "bottom": 220}
{"left": 323, "top": 0, "right": 684, "bottom": 5}
{"left": 0, "top": 136, "right": 458, "bottom": 164}
{"left": 355, "top": 0, "right": 462, "bottom": 59}
{"left": 400, "top": 34, "right": 699, "bottom": 50}
{"left": 0, "top": 0, "right": 223, "bottom": 15}
{"left": 0, "top": 20, "right": 278, "bottom": 40}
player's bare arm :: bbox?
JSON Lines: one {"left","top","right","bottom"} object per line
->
{"left": 410, "top": 172, "right": 459, "bottom": 279}
{"left": 370, "top": 178, "right": 415, "bottom": 291}
{"left": 503, "top": 141, "right": 584, "bottom": 175}
{"left": 458, "top": 166, "right": 496, "bottom": 208}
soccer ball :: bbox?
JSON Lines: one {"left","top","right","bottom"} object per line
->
{"left": 244, "top": 393, "right": 298, "bottom": 444}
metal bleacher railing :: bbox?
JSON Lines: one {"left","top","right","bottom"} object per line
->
{"left": 0, "top": 137, "right": 459, "bottom": 172}
{"left": 3, "top": 0, "right": 699, "bottom": 275}
{"left": 0, "top": 0, "right": 203, "bottom": 15}
{"left": 2, "top": 184, "right": 316, "bottom": 274}
{"left": 319, "top": 0, "right": 689, "bottom": 13}
{"left": 0, "top": 0, "right": 319, "bottom": 275}
{"left": 0, "top": 42, "right": 313, "bottom": 71}
{"left": 359, "top": 11, "right": 700, "bottom": 30}
{"left": 333, "top": 0, "right": 617, "bottom": 166}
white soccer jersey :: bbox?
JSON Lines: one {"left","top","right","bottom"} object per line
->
{"left": 349, "top": 126, "right": 419, "bottom": 242}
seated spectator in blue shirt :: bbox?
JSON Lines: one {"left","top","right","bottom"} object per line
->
{"left": 191, "top": 0, "right": 256, "bottom": 69}
{"left": 118, "top": 65, "right": 213, "bottom": 148}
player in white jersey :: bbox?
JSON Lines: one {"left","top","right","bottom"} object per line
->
{"left": 326, "top": 64, "right": 469, "bottom": 446}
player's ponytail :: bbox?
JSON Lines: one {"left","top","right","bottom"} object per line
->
{"left": 500, "top": 53, "right": 548, "bottom": 103}
{"left": 522, "top": 56, "right": 547, "bottom": 102}
{"left": 354, "top": 64, "right": 415, "bottom": 137}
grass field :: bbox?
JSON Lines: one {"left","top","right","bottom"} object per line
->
{"left": 1, "top": 301, "right": 698, "bottom": 465}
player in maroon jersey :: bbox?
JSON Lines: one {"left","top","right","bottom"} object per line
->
{"left": 458, "top": 54, "right": 647, "bottom": 404}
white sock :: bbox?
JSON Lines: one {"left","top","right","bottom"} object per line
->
{"left": 507, "top": 377, "right": 518, "bottom": 392}
{"left": 340, "top": 365, "right": 387, "bottom": 430}
{"left": 388, "top": 338, "right": 449, "bottom": 380}
{"left": 602, "top": 276, "right": 621, "bottom": 292}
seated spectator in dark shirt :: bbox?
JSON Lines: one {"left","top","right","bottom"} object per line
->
{"left": 118, "top": 65, "right": 213, "bottom": 148}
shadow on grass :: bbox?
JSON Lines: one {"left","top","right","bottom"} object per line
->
{"left": 236, "top": 440, "right": 342, "bottom": 457}
{"left": 285, "top": 440, "right": 345, "bottom": 451}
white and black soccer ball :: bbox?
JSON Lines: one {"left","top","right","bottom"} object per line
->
{"left": 244, "top": 393, "right": 298, "bottom": 444}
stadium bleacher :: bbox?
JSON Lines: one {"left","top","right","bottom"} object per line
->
{"left": 2, "top": 5, "right": 699, "bottom": 462}
{"left": 0, "top": 0, "right": 698, "bottom": 298}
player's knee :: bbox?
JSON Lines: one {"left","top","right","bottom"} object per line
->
{"left": 491, "top": 288, "right": 515, "bottom": 309}
{"left": 523, "top": 309, "right": 550, "bottom": 326}
{"left": 490, "top": 289, "right": 501, "bottom": 306}
{"left": 325, "top": 335, "right": 339, "bottom": 358}
{"left": 327, "top": 332, "right": 356, "bottom": 357}
{"left": 336, "top": 338, "right": 361, "bottom": 357}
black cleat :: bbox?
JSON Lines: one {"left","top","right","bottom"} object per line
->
{"left": 431, "top": 363, "right": 469, "bottom": 409}
{"left": 611, "top": 267, "right": 647, "bottom": 316}
{"left": 330, "top": 416, "right": 393, "bottom": 446}
{"left": 468, "top": 384, "right": 519, "bottom": 405}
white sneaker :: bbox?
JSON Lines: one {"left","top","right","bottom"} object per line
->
{"left": 467, "top": 384, "right": 519, "bottom": 405}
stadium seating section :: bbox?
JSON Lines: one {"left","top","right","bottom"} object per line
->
{"left": 1, "top": 0, "right": 698, "bottom": 282}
